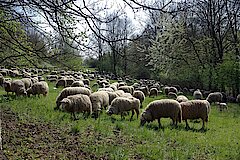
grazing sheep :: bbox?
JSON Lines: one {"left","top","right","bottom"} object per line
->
{"left": 218, "top": 103, "right": 228, "bottom": 111}
{"left": 180, "top": 100, "right": 210, "bottom": 130}
{"left": 206, "top": 92, "right": 223, "bottom": 104}
{"left": 55, "top": 87, "right": 91, "bottom": 110}
{"left": 137, "top": 86, "right": 149, "bottom": 97}
{"left": 120, "top": 93, "right": 133, "bottom": 98}
{"left": 98, "top": 87, "right": 114, "bottom": 92}
{"left": 236, "top": 94, "right": 240, "bottom": 103}
{"left": 66, "top": 78, "right": 74, "bottom": 87}
{"left": 176, "top": 95, "right": 188, "bottom": 103}
{"left": 107, "top": 92, "right": 119, "bottom": 104}
{"left": 163, "top": 86, "right": 170, "bottom": 95}
{"left": 27, "top": 81, "right": 49, "bottom": 97}
{"left": 60, "top": 94, "right": 92, "bottom": 120}
{"left": 21, "top": 78, "right": 32, "bottom": 90}
{"left": 106, "top": 97, "right": 140, "bottom": 121}
{"left": 114, "top": 90, "right": 125, "bottom": 97}
{"left": 71, "top": 80, "right": 84, "bottom": 87}
{"left": 56, "top": 79, "right": 67, "bottom": 88}
{"left": 169, "top": 87, "right": 178, "bottom": 94}
{"left": 133, "top": 90, "right": 145, "bottom": 108}
{"left": 118, "top": 86, "right": 134, "bottom": 95}
{"left": 10, "top": 80, "right": 27, "bottom": 96}
{"left": 3, "top": 80, "right": 12, "bottom": 95}
{"left": 193, "top": 89, "right": 203, "bottom": 100}
{"left": 90, "top": 91, "right": 109, "bottom": 117}
{"left": 109, "top": 84, "right": 118, "bottom": 91}
{"left": 168, "top": 92, "right": 177, "bottom": 99}
{"left": 140, "top": 99, "right": 182, "bottom": 128}
{"left": 0, "top": 74, "right": 4, "bottom": 86}
{"left": 149, "top": 88, "right": 158, "bottom": 98}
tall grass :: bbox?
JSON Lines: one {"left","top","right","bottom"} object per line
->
{"left": 1, "top": 81, "right": 240, "bottom": 159}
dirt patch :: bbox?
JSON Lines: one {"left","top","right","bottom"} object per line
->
{"left": 1, "top": 108, "right": 108, "bottom": 159}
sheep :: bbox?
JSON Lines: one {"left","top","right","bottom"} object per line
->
{"left": 169, "top": 87, "right": 178, "bottom": 94}
{"left": 60, "top": 94, "right": 92, "bottom": 120}
{"left": 168, "top": 92, "right": 177, "bottom": 99}
{"left": 66, "top": 78, "right": 74, "bottom": 87}
{"left": 193, "top": 89, "right": 203, "bottom": 100}
{"left": 236, "top": 94, "right": 240, "bottom": 103}
{"left": 106, "top": 97, "right": 140, "bottom": 121}
{"left": 10, "top": 80, "right": 27, "bottom": 96}
{"left": 71, "top": 80, "right": 84, "bottom": 87}
{"left": 109, "top": 84, "right": 118, "bottom": 91}
{"left": 98, "top": 87, "right": 114, "bottom": 92}
{"left": 137, "top": 86, "right": 149, "bottom": 97}
{"left": 218, "top": 102, "right": 228, "bottom": 111}
{"left": 82, "top": 79, "right": 90, "bottom": 86}
{"left": 114, "top": 90, "right": 125, "bottom": 97}
{"left": 176, "top": 95, "right": 188, "bottom": 103}
{"left": 118, "top": 86, "right": 134, "bottom": 95}
{"left": 90, "top": 91, "right": 109, "bottom": 118}
{"left": 56, "top": 79, "right": 67, "bottom": 88}
{"left": 133, "top": 90, "right": 145, "bottom": 108}
{"left": 140, "top": 99, "right": 182, "bottom": 128}
{"left": 149, "top": 88, "right": 158, "bottom": 97}
{"left": 0, "top": 74, "right": 4, "bottom": 86}
{"left": 206, "top": 92, "right": 223, "bottom": 104}
{"left": 107, "top": 91, "right": 119, "bottom": 104}
{"left": 3, "top": 80, "right": 12, "bottom": 95}
{"left": 180, "top": 100, "right": 210, "bottom": 130}
{"left": 27, "top": 81, "right": 49, "bottom": 97}
{"left": 55, "top": 87, "right": 91, "bottom": 110}
{"left": 21, "top": 78, "right": 32, "bottom": 90}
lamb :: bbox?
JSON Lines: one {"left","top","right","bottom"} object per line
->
{"left": 193, "top": 89, "right": 203, "bottom": 100}
{"left": 180, "top": 100, "right": 210, "bottom": 130}
{"left": 176, "top": 95, "right": 188, "bottom": 103}
{"left": 60, "top": 94, "right": 92, "bottom": 120}
{"left": 55, "top": 87, "right": 91, "bottom": 110}
{"left": 27, "top": 81, "right": 49, "bottom": 97}
{"left": 106, "top": 97, "right": 140, "bottom": 121}
{"left": 206, "top": 92, "right": 223, "bottom": 104}
{"left": 133, "top": 90, "right": 145, "bottom": 108}
{"left": 90, "top": 91, "right": 110, "bottom": 118}
{"left": 71, "top": 80, "right": 84, "bottom": 87}
{"left": 10, "top": 80, "right": 27, "bottom": 96}
{"left": 140, "top": 99, "right": 182, "bottom": 128}
{"left": 149, "top": 88, "right": 158, "bottom": 98}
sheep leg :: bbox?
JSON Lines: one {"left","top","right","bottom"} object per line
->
{"left": 200, "top": 119, "right": 205, "bottom": 130}
{"left": 158, "top": 118, "right": 162, "bottom": 129}
{"left": 185, "top": 120, "right": 190, "bottom": 129}
{"left": 135, "top": 109, "right": 140, "bottom": 119}
{"left": 130, "top": 110, "right": 135, "bottom": 121}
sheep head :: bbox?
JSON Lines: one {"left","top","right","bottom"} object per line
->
{"left": 140, "top": 111, "right": 152, "bottom": 126}
{"left": 60, "top": 98, "right": 71, "bottom": 111}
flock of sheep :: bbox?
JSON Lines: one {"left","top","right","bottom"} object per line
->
{"left": 1, "top": 67, "right": 240, "bottom": 130}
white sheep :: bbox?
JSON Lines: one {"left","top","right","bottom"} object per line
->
{"left": 90, "top": 91, "right": 109, "bottom": 118}
{"left": 98, "top": 87, "right": 114, "bottom": 92}
{"left": 206, "top": 92, "right": 223, "bottom": 104}
{"left": 180, "top": 100, "right": 210, "bottom": 130}
{"left": 114, "top": 90, "right": 125, "bottom": 97}
{"left": 55, "top": 87, "right": 91, "bottom": 110}
{"left": 60, "top": 94, "right": 92, "bottom": 120}
{"left": 56, "top": 79, "right": 67, "bottom": 88}
{"left": 218, "top": 102, "right": 228, "bottom": 111}
{"left": 106, "top": 97, "right": 140, "bottom": 121}
{"left": 107, "top": 91, "right": 119, "bottom": 104}
{"left": 140, "top": 99, "right": 182, "bottom": 128}
{"left": 118, "top": 86, "right": 134, "bottom": 95}
{"left": 10, "top": 80, "right": 27, "bottom": 96}
{"left": 176, "top": 95, "right": 188, "bottom": 103}
{"left": 27, "top": 81, "right": 49, "bottom": 97}
{"left": 149, "top": 88, "right": 158, "bottom": 97}
{"left": 133, "top": 90, "right": 145, "bottom": 108}
{"left": 168, "top": 92, "right": 177, "bottom": 99}
{"left": 21, "top": 78, "right": 33, "bottom": 90}
{"left": 71, "top": 80, "right": 84, "bottom": 87}
{"left": 193, "top": 89, "right": 203, "bottom": 100}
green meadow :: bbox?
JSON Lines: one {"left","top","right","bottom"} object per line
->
{"left": 1, "top": 81, "right": 240, "bottom": 159}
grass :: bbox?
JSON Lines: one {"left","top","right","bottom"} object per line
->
{"left": 1, "top": 81, "right": 240, "bottom": 159}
